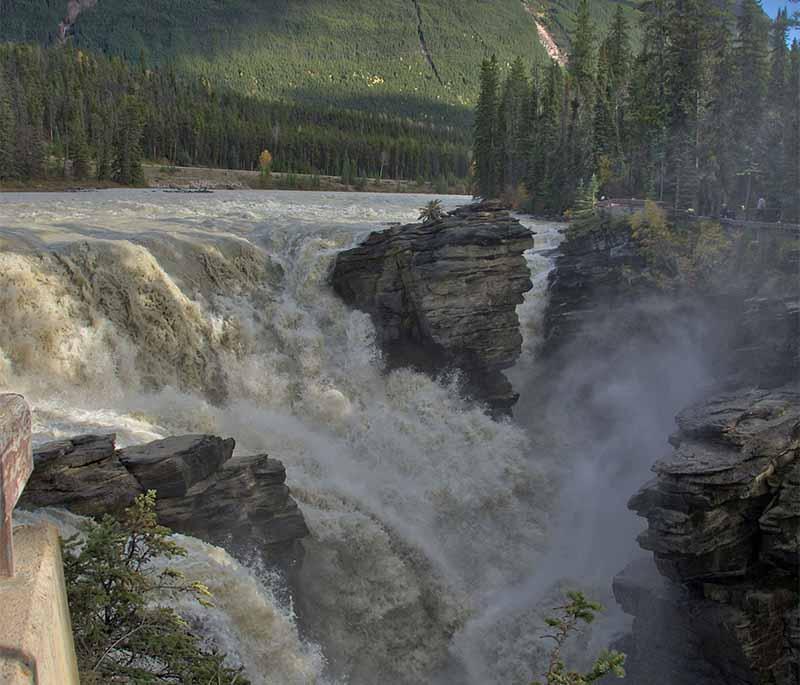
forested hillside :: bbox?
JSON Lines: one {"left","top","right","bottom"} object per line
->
{"left": 0, "top": 0, "right": 635, "bottom": 123}
{"left": 474, "top": 0, "right": 800, "bottom": 221}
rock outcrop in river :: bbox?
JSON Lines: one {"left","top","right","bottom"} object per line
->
{"left": 331, "top": 201, "right": 534, "bottom": 413}
{"left": 615, "top": 387, "right": 800, "bottom": 685}
{"left": 20, "top": 433, "right": 309, "bottom": 570}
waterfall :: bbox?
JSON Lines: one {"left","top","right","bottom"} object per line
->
{"left": 14, "top": 507, "right": 331, "bottom": 684}
{"left": 0, "top": 190, "right": 563, "bottom": 683}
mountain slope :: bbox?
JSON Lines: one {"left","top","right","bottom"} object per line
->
{"left": 0, "top": 0, "right": 636, "bottom": 123}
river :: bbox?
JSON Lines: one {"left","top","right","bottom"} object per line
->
{"left": 0, "top": 189, "right": 607, "bottom": 683}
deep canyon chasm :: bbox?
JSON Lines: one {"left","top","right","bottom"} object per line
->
{"left": 3, "top": 191, "right": 798, "bottom": 684}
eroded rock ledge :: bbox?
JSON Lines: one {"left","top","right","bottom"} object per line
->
{"left": 331, "top": 201, "right": 534, "bottom": 413}
{"left": 615, "top": 387, "right": 800, "bottom": 685}
{"left": 20, "top": 433, "right": 309, "bottom": 571}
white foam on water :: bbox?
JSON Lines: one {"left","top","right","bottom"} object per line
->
{"left": 0, "top": 190, "right": 561, "bottom": 683}
{"left": 14, "top": 508, "right": 331, "bottom": 684}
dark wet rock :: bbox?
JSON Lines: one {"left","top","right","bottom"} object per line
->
{"left": 542, "top": 223, "right": 651, "bottom": 356}
{"left": 118, "top": 434, "right": 234, "bottom": 498}
{"left": 20, "top": 434, "right": 141, "bottom": 516}
{"left": 21, "top": 433, "right": 309, "bottom": 571}
{"left": 331, "top": 200, "right": 534, "bottom": 413}
{"left": 730, "top": 296, "right": 800, "bottom": 388}
{"left": 156, "top": 453, "right": 309, "bottom": 569}
{"left": 617, "top": 387, "right": 800, "bottom": 685}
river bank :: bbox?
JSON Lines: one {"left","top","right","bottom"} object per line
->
{"left": 0, "top": 164, "right": 468, "bottom": 195}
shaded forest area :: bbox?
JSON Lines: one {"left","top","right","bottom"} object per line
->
{"left": 0, "top": 43, "right": 471, "bottom": 185}
{"left": 474, "top": 0, "right": 800, "bottom": 222}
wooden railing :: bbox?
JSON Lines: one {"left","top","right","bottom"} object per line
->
{"left": 0, "top": 394, "right": 33, "bottom": 577}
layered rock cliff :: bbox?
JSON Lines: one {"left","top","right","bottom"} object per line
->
{"left": 20, "top": 433, "right": 309, "bottom": 570}
{"left": 331, "top": 201, "right": 534, "bottom": 413}
{"left": 615, "top": 387, "right": 800, "bottom": 685}
{"left": 542, "top": 211, "right": 800, "bottom": 683}
{"left": 542, "top": 214, "right": 799, "bottom": 387}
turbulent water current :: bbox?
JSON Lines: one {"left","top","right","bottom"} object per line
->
{"left": 1, "top": 190, "right": 567, "bottom": 684}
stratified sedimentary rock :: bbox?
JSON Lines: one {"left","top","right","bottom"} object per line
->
{"left": 331, "top": 201, "right": 534, "bottom": 413}
{"left": 20, "top": 433, "right": 309, "bottom": 570}
{"left": 118, "top": 434, "right": 235, "bottom": 498}
{"left": 615, "top": 387, "right": 800, "bottom": 685}
{"left": 20, "top": 434, "right": 141, "bottom": 516}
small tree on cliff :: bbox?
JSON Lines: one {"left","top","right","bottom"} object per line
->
{"left": 534, "top": 591, "right": 626, "bottom": 685}
{"left": 419, "top": 199, "right": 444, "bottom": 223}
{"left": 63, "top": 491, "right": 248, "bottom": 684}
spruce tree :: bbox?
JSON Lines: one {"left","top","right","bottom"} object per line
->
{"left": 500, "top": 57, "right": 530, "bottom": 193}
{"left": 765, "top": 9, "right": 790, "bottom": 211}
{"left": 0, "top": 70, "right": 16, "bottom": 181}
{"left": 734, "top": 0, "right": 771, "bottom": 212}
{"left": 699, "top": 7, "right": 738, "bottom": 214}
{"left": 473, "top": 55, "right": 500, "bottom": 199}
{"left": 69, "top": 104, "right": 91, "bottom": 180}
{"left": 569, "top": 0, "right": 595, "bottom": 99}
{"left": 785, "top": 39, "right": 800, "bottom": 222}
{"left": 112, "top": 96, "right": 145, "bottom": 186}
{"left": 567, "top": 0, "right": 597, "bottom": 203}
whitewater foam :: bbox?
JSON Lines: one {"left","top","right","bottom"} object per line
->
{"left": 0, "top": 190, "right": 563, "bottom": 683}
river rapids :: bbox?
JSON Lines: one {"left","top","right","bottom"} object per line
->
{"left": 1, "top": 190, "right": 566, "bottom": 684}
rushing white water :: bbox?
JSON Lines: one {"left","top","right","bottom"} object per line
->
{"left": 0, "top": 190, "right": 564, "bottom": 683}
{"left": 15, "top": 507, "right": 330, "bottom": 683}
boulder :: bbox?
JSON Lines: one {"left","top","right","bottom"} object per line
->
{"left": 20, "top": 434, "right": 141, "bottom": 516}
{"left": 155, "top": 453, "right": 309, "bottom": 568}
{"left": 21, "top": 433, "right": 309, "bottom": 572}
{"left": 118, "top": 434, "right": 234, "bottom": 497}
{"left": 331, "top": 201, "right": 534, "bottom": 413}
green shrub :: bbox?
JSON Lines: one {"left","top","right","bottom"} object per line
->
{"left": 534, "top": 591, "right": 626, "bottom": 685}
{"left": 63, "top": 491, "right": 249, "bottom": 684}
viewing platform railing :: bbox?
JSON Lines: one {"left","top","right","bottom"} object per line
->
{"left": 0, "top": 394, "right": 80, "bottom": 685}
{"left": 596, "top": 199, "right": 800, "bottom": 235}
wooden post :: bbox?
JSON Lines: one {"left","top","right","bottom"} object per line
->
{"left": 0, "top": 394, "right": 33, "bottom": 578}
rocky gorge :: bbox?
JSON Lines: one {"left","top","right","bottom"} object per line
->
{"left": 616, "top": 387, "right": 799, "bottom": 685}
{"left": 539, "top": 208, "right": 799, "bottom": 684}
{"left": 7, "top": 191, "right": 797, "bottom": 684}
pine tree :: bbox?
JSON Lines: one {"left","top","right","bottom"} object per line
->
{"left": 535, "top": 60, "right": 566, "bottom": 213}
{"left": 92, "top": 104, "right": 113, "bottom": 181}
{"left": 0, "top": 69, "right": 16, "bottom": 181}
{"left": 630, "top": 0, "right": 671, "bottom": 198}
{"left": 698, "top": 5, "right": 738, "bottom": 214}
{"left": 64, "top": 492, "right": 248, "bottom": 684}
{"left": 112, "top": 96, "right": 145, "bottom": 186}
{"left": 765, "top": 9, "right": 790, "bottom": 211}
{"left": 734, "top": 0, "right": 771, "bottom": 213}
{"left": 564, "top": 0, "right": 597, "bottom": 204}
{"left": 785, "top": 39, "right": 800, "bottom": 222}
{"left": 569, "top": 0, "right": 595, "bottom": 99}
{"left": 500, "top": 57, "right": 530, "bottom": 193}
{"left": 473, "top": 55, "right": 500, "bottom": 199}
{"left": 69, "top": 103, "right": 91, "bottom": 180}
{"left": 663, "top": 0, "right": 718, "bottom": 210}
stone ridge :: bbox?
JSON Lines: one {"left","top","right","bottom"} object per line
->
{"left": 20, "top": 433, "right": 309, "bottom": 572}
{"left": 331, "top": 201, "right": 534, "bottom": 413}
{"left": 616, "top": 387, "right": 800, "bottom": 685}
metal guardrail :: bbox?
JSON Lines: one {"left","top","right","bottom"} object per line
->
{"left": 0, "top": 394, "right": 33, "bottom": 578}
{"left": 596, "top": 199, "right": 800, "bottom": 235}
